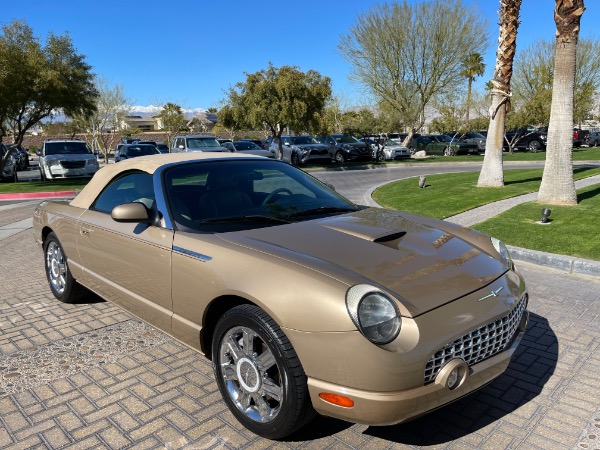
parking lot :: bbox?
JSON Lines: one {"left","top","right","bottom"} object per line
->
{"left": 1, "top": 195, "right": 599, "bottom": 449}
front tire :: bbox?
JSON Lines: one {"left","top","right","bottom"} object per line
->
{"left": 527, "top": 140, "right": 541, "bottom": 152}
{"left": 212, "top": 305, "right": 315, "bottom": 439}
{"left": 335, "top": 151, "right": 346, "bottom": 163}
{"left": 443, "top": 146, "right": 456, "bottom": 156}
{"left": 291, "top": 152, "right": 300, "bottom": 166}
{"left": 44, "top": 232, "right": 87, "bottom": 303}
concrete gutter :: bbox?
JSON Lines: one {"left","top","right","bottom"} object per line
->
{"left": 508, "top": 245, "right": 600, "bottom": 277}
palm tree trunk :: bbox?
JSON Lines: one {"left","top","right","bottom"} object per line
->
{"left": 465, "top": 78, "right": 472, "bottom": 123}
{"left": 538, "top": 0, "right": 585, "bottom": 205}
{"left": 477, "top": 0, "right": 523, "bottom": 188}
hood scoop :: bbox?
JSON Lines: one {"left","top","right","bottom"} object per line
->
{"left": 373, "top": 231, "right": 407, "bottom": 243}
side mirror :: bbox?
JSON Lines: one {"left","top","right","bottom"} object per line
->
{"left": 178, "top": 145, "right": 184, "bottom": 149}
{"left": 111, "top": 202, "right": 152, "bottom": 223}
{"left": 284, "top": 142, "right": 290, "bottom": 147}
{"left": 36, "top": 150, "right": 41, "bottom": 156}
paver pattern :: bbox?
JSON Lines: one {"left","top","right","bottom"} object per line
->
{"left": 1, "top": 201, "right": 599, "bottom": 449}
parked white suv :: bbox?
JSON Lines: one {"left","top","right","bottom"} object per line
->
{"left": 38, "top": 140, "right": 99, "bottom": 181}
{"left": 171, "top": 135, "right": 227, "bottom": 153}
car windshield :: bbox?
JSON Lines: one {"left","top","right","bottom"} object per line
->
{"left": 291, "top": 136, "right": 318, "bottom": 145}
{"left": 187, "top": 138, "right": 220, "bottom": 149}
{"left": 165, "top": 159, "right": 358, "bottom": 233}
{"left": 334, "top": 135, "right": 360, "bottom": 144}
{"left": 44, "top": 142, "right": 91, "bottom": 155}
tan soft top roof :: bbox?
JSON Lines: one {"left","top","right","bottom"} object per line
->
{"left": 70, "top": 152, "right": 259, "bottom": 209}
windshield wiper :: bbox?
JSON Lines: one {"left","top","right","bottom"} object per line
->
{"left": 198, "top": 215, "right": 291, "bottom": 224}
{"left": 289, "top": 206, "right": 358, "bottom": 219}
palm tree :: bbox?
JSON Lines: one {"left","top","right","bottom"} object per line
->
{"left": 477, "top": 0, "right": 523, "bottom": 188}
{"left": 461, "top": 53, "right": 485, "bottom": 123}
{"left": 538, "top": 0, "right": 586, "bottom": 205}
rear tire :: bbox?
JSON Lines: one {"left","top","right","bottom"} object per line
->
{"left": 212, "top": 305, "right": 315, "bottom": 439}
{"left": 335, "top": 151, "right": 346, "bottom": 163}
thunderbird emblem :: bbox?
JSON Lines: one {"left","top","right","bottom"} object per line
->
{"left": 477, "top": 286, "right": 504, "bottom": 302}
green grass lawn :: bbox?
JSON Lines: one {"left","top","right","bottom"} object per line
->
{"left": 372, "top": 167, "right": 600, "bottom": 219}
{"left": 473, "top": 184, "right": 600, "bottom": 261}
{"left": 373, "top": 167, "right": 600, "bottom": 261}
{"left": 0, "top": 179, "right": 89, "bottom": 193}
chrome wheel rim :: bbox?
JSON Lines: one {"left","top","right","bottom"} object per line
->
{"left": 219, "top": 326, "right": 283, "bottom": 423}
{"left": 46, "top": 241, "right": 66, "bottom": 294}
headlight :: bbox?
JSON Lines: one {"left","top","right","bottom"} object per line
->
{"left": 491, "top": 237, "right": 513, "bottom": 269}
{"left": 86, "top": 159, "right": 99, "bottom": 167}
{"left": 48, "top": 160, "right": 61, "bottom": 167}
{"left": 346, "top": 285, "right": 401, "bottom": 344}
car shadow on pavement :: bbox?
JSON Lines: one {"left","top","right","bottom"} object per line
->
{"left": 362, "top": 312, "right": 557, "bottom": 446}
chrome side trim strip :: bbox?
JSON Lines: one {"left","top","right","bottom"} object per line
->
{"left": 173, "top": 246, "right": 213, "bottom": 261}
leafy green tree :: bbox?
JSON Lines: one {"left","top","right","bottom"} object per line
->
{"left": 338, "top": 0, "right": 488, "bottom": 145}
{"left": 538, "top": 0, "right": 586, "bottom": 205}
{"left": 511, "top": 37, "right": 600, "bottom": 127}
{"left": 460, "top": 53, "right": 485, "bottom": 123}
{"left": 221, "top": 63, "right": 332, "bottom": 159}
{"left": 0, "top": 19, "right": 97, "bottom": 174}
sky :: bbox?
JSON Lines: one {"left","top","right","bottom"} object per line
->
{"left": 2, "top": 0, "right": 599, "bottom": 112}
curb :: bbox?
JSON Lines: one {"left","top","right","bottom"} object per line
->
{"left": 508, "top": 245, "right": 600, "bottom": 277}
{"left": 0, "top": 191, "right": 77, "bottom": 200}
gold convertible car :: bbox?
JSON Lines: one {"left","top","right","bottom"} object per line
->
{"left": 33, "top": 153, "right": 528, "bottom": 439}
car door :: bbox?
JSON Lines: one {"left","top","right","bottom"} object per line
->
{"left": 76, "top": 171, "right": 174, "bottom": 332}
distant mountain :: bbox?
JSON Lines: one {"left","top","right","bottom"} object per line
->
{"left": 130, "top": 106, "right": 208, "bottom": 119}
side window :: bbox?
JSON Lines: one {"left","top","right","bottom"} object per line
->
{"left": 93, "top": 172, "right": 155, "bottom": 213}
{"left": 175, "top": 138, "right": 184, "bottom": 149}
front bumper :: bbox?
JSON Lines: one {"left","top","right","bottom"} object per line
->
{"left": 43, "top": 165, "right": 98, "bottom": 179}
{"left": 307, "top": 319, "right": 526, "bottom": 425}
{"left": 285, "top": 270, "right": 528, "bottom": 425}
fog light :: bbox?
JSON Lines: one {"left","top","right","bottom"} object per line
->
{"left": 435, "top": 359, "right": 468, "bottom": 390}
{"left": 447, "top": 367, "right": 459, "bottom": 389}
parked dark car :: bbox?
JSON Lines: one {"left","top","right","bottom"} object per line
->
{"left": 221, "top": 141, "right": 275, "bottom": 158}
{"left": 456, "top": 132, "right": 486, "bottom": 152}
{"left": 269, "top": 135, "right": 331, "bottom": 166}
{"left": 155, "top": 142, "right": 170, "bottom": 153}
{"left": 504, "top": 128, "right": 547, "bottom": 152}
{"left": 573, "top": 128, "right": 590, "bottom": 148}
{"left": 408, "top": 135, "right": 479, "bottom": 156}
{"left": 115, "top": 144, "right": 161, "bottom": 162}
{"left": 10, "top": 146, "right": 30, "bottom": 170}
{"left": 585, "top": 131, "right": 600, "bottom": 147}
{"left": 317, "top": 134, "right": 372, "bottom": 163}
{"left": 0, "top": 143, "right": 18, "bottom": 182}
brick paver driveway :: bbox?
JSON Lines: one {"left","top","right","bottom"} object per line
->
{"left": 1, "top": 201, "right": 599, "bottom": 449}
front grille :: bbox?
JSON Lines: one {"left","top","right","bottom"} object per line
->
{"left": 310, "top": 149, "right": 328, "bottom": 155}
{"left": 424, "top": 295, "right": 527, "bottom": 384}
{"left": 60, "top": 160, "right": 86, "bottom": 169}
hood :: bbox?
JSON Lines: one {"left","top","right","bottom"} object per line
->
{"left": 219, "top": 208, "right": 507, "bottom": 317}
